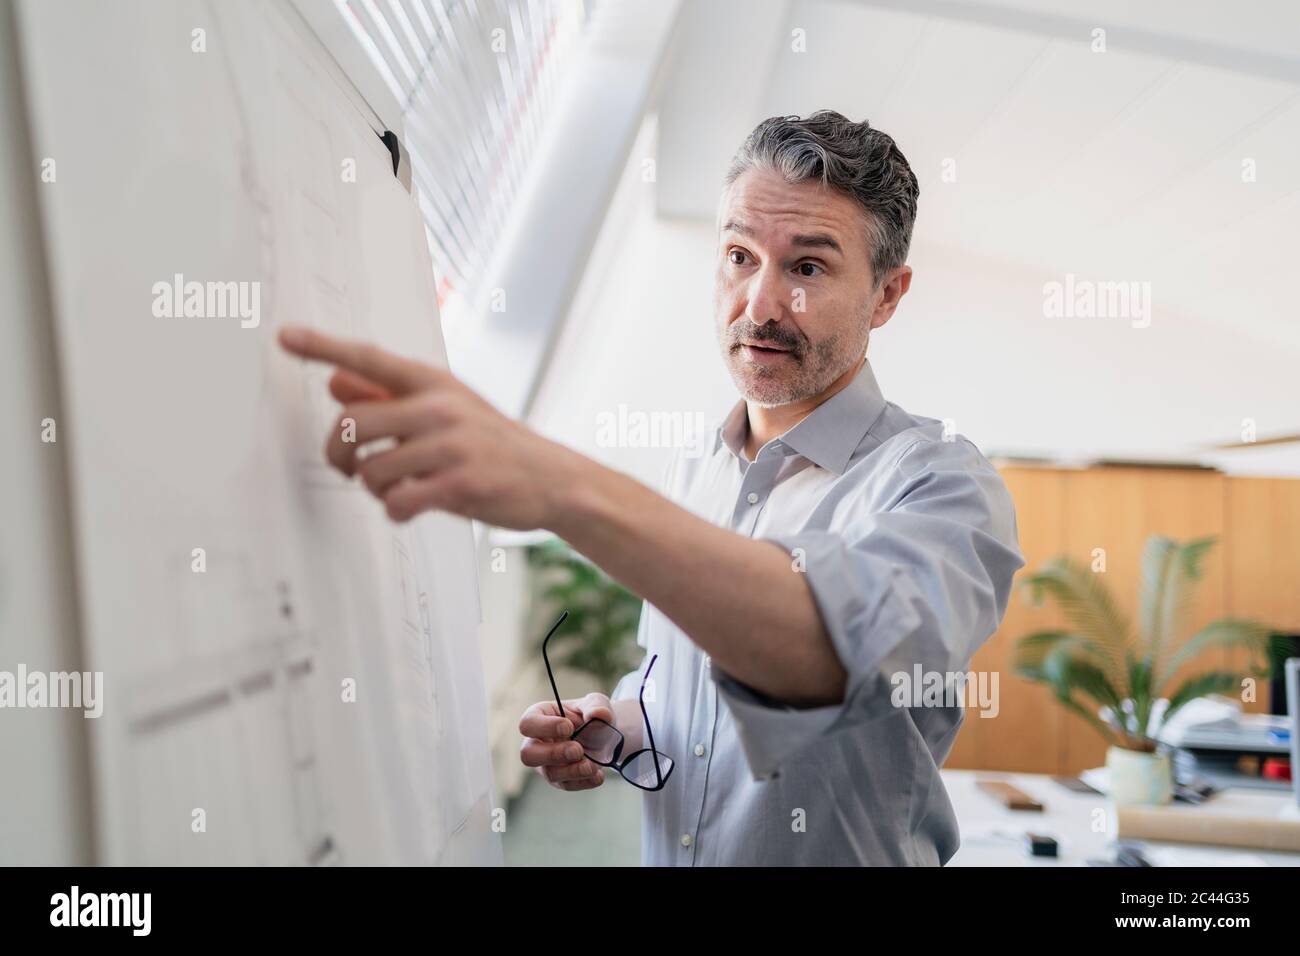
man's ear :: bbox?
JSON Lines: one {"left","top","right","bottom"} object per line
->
{"left": 868, "top": 265, "right": 913, "bottom": 331}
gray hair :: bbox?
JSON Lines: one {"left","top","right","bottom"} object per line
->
{"left": 723, "top": 110, "right": 919, "bottom": 285}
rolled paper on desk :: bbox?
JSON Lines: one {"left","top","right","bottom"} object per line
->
{"left": 1117, "top": 805, "right": 1300, "bottom": 852}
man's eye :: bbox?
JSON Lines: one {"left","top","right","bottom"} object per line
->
{"left": 796, "top": 262, "right": 822, "bottom": 277}
{"left": 728, "top": 249, "right": 748, "bottom": 265}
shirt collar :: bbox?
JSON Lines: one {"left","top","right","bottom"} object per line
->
{"left": 714, "top": 358, "right": 887, "bottom": 475}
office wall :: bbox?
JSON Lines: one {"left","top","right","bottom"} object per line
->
{"left": 0, "top": 0, "right": 94, "bottom": 864}
{"left": 529, "top": 135, "right": 1300, "bottom": 482}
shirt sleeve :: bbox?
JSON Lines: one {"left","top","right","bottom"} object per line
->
{"left": 711, "top": 435, "right": 1025, "bottom": 779}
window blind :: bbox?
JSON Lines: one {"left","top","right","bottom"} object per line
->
{"left": 336, "top": 0, "right": 590, "bottom": 315}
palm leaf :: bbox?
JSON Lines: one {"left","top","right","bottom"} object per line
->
{"left": 1160, "top": 670, "right": 1241, "bottom": 729}
{"left": 1051, "top": 690, "right": 1122, "bottom": 748}
{"left": 1014, "top": 665, "right": 1123, "bottom": 748}
{"left": 1127, "top": 655, "right": 1155, "bottom": 739}
{"left": 1019, "top": 558, "right": 1130, "bottom": 693}
{"left": 1138, "top": 535, "right": 1177, "bottom": 651}
{"left": 1016, "top": 638, "right": 1125, "bottom": 715}
{"left": 1139, "top": 535, "right": 1216, "bottom": 673}
{"left": 1013, "top": 630, "right": 1108, "bottom": 670}
{"left": 1159, "top": 618, "right": 1272, "bottom": 691}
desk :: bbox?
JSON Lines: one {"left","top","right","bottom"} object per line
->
{"left": 943, "top": 769, "right": 1300, "bottom": 866}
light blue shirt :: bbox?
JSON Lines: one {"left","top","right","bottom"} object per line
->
{"left": 611, "top": 358, "right": 1023, "bottom": 865}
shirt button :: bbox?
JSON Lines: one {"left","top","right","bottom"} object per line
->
{"left": 704, "top": 655, "right": 711, "bottom": 669}
{"left": 746, "top": 492, "right": 759, "bottom": 505}
{"left": 694, "top": 743, "right": 706, "bottom": 757}
{"left": 680, "top": 834, "right": 693, "bottom": 848}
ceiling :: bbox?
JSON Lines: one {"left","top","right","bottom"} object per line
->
{"left": 653, "top": 0, "right": 1300, "bottom": 354}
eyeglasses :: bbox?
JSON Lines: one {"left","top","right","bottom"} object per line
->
{"left": 542, "top": 611, "right": 674, "bottom": 792}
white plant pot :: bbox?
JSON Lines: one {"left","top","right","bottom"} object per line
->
{"left": 1106, "top": 746, "right": 1172, "bottom": 806}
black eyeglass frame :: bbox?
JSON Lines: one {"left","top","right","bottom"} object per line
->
{"left": 541, "top": 610, "right": 674, "bottom": 792}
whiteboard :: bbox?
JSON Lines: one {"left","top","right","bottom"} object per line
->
{"left": 16, "top": 0, "right": 501, "bottom": 865}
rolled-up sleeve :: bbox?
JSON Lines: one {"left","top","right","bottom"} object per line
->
{"left": 712, "top": 436, "right": 1024, "bottom": 779}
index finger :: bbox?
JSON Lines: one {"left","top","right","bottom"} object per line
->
{"left": 329, "top": 367, "right": 391, "bottom": 404}
{"left": 279, "top": 324, "right": 434, "bottom": 396}
{"left": 519, "top": 702, "right": 576, "bottom": 741}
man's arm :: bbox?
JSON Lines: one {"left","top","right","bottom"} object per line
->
{"left": 278, "top": 324, "right": 844, "bottom": 707}
{"left": 547, "top": 457, "right": 845, "bottom": 707}
{"left": 277, "top": 326, "right": 1023, "bottom": 780}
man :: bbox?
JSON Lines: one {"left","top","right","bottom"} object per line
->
{"left": 280, "top": 110, "right": 1023, "bottom": 866}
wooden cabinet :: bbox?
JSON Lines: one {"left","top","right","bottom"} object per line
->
{"left": 1224, "top": 478, "right": 1300, "bottom": 713}
{"left": 951, "top": 468, "right": 1066, "bottom": 772}
{"left": 946, "top": 467, "right": 1300, "bottom": 775}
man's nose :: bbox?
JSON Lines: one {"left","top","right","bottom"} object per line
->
{"left": 744, "top": 265, "right": 788, "bottom": 326}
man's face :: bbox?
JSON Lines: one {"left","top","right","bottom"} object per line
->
{"left": 714, "top": 168, "right": 878, "bottom": 407}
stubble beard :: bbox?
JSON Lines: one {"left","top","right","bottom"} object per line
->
{"left": 722, "top": 323, "right": 869, "bottom": 408}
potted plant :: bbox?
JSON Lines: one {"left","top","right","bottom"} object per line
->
{"left": 526, "top": 538, "right": 645, "bottom": 691}
{"left": 1013, "top": 535, "right": 1272, "bottom": 805}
